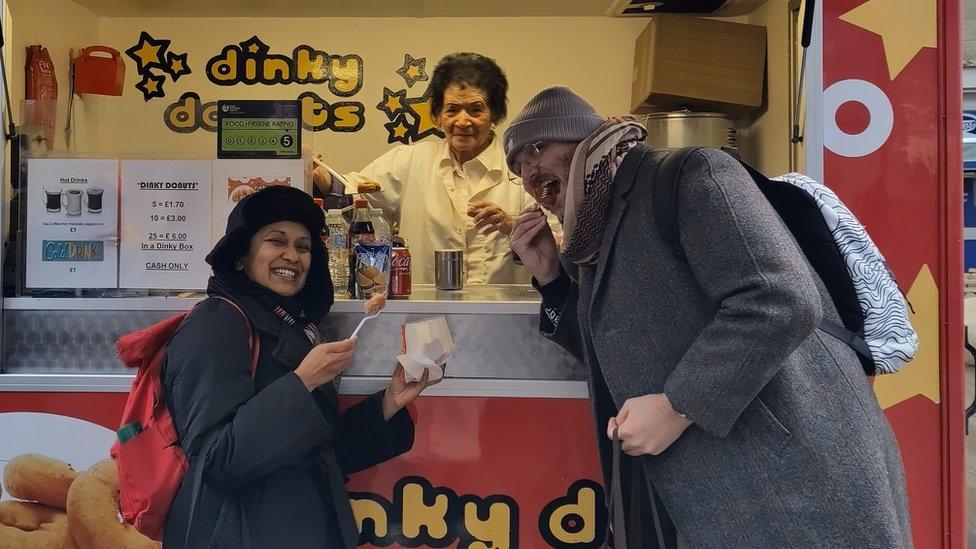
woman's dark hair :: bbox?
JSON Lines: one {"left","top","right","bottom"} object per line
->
{"left": 429, "top": 52, "right": 508, "bottom": 123}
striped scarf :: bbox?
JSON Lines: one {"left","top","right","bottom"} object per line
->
{"left": 562, "top": 121, "right": 646, "bottom": 265}
{"left": 271, "top": 304, "right": 323, "bottom": 344}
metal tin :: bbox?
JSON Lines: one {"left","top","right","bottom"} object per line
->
{"left": 643, "top": 110, "right": 738, "bottom": 150}
{"left": 434, "top": 249, "right": 464, "bottom": 291}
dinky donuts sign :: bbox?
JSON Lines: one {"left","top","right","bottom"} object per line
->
{"left": 350, "top": 478, "right": 609, "bottom": 549}
{"left": 127, "top": 32, "right": 443, "bottom": 144}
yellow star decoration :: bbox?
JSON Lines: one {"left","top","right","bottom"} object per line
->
{"left": 145, "top": 79, "right": 159, "bottom": 92}
{"left": 384, "top": 95, "right": 403, "bottom": 113}
{"left": 406, "top": 97, "right": 438, "bottom": 137}
{"left": 873, "top": 264, "right": 940, "bottom": 409}
{"left": 406, "top": 65, "right": 422, "bottom": 79}
{"left": 132, "top": 42, "right": 162, "bottom": 70}
{"left": 839, "top": 0, "right": 936, "bottom": 80}
{"left": 248, "top": 44, "right": 261, "bottom": 54}
{"left": 171, "top": 58, "right": 184, "bottom": 72}
{"left": 393, "top": 121, "right": 409, "bottom": 139}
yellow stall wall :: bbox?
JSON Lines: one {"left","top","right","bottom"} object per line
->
{"left": 7, "top": 1, "right": 648, "bottom": 173}
{"left": 8, "top": 0, "right": 106, "bottom": 152}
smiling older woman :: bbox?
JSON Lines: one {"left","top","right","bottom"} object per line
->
{"left": 161, "top": 186, "right": 435, "bottom": 548}
{"left": 313, "top": 52, "right": 558, "bottom": 285}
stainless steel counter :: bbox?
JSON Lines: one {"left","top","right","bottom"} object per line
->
{"left": 1, "top": 285, "right": 586, "bottom": 397}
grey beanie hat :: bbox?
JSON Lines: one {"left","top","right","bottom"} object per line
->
{"left": 503, "top": 86, "right": 605, "bottom": 174}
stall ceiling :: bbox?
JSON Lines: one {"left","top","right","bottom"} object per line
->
{"left": 66, "top": 0, "right": 620, "bottom": 18}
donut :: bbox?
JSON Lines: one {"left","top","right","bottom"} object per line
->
{"left": 0, "top": 501, "right": 77, "bottom": 549}
{"left": 357, "top": 181, "right": 382, "bottom": 193}
{"left": 4, "top": 454, "right": 78, "bottom": 509}
{"left": 364, "top": 293, "right": 387, "bottom": 315}
{"left": 65, "top": 459, "right": 159, "bottom": 549}
{"left": 229, "top": 184, "right": 255, "bottom": 203}
{"left": 356, "top": 270, "right": 376, "bottom": 290}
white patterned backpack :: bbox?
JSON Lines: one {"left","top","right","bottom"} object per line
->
{"left": 653, "top": 147, "right": 918, "bottom": 375}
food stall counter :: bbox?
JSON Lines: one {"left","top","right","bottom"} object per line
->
{"left": 0, "top": 285, "right": 586, "bottom": 397}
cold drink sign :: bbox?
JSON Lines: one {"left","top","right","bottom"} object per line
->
{"left": 26, "top": 159, "right": 119, "bottom": 289}
{"left": 119, "top": 160, "right": 213, "bottom": 289}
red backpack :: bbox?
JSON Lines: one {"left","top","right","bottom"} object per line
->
{"left": 110, "top": 297, "right": 259, "bottom": 541}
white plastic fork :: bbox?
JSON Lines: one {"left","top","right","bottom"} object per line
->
{"left": 312, "top": 156, "right": 352, "bottom": 190}
{"left": 350, "top": 310, "right": 381, "bottom": 338}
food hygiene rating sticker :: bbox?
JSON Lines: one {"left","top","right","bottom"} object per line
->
{"left": 216, "top": 100, "right": 301, "bottom": 159}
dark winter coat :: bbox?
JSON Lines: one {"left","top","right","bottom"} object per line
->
{"left": 162, "top": 186, "right": 414, "bottom": 548}
{"left": 538, "top": 146, "right": 912, "bottom": 547}
{"left": 160, "top": 285, "right": 413, "bottom": 548}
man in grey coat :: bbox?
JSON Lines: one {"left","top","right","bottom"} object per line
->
{"left": 505, "top": 86, "right": 912, "bottom": 548}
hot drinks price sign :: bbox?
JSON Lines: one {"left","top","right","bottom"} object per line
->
{"left": 119, "top": 160, "right": 213, "bottom": 289}
{"left": 26, "top": 159, "right": 119, "bottom": 289}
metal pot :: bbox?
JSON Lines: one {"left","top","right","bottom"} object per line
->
{"left": 642, "top": 110, "right": 738, "bottom": 150}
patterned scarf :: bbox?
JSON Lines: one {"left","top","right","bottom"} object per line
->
{"left": 562, "top": 121, "right": 647, "bottom": 265}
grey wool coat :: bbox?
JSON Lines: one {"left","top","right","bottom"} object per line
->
{"left": 538, "top": 145, "right": 912, "bottom": 548}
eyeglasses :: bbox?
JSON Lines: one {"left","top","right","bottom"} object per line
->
{"left": 508, "top": 141, "right": 546, "bottom": 184}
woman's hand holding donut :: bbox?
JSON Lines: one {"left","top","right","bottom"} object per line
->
{"left": 381, "top": 362, "right": 441, "bottom": 421}
{"left": 294, "top": 337, "right": 358, "bottom": 391}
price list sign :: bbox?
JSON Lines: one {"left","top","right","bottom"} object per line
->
{"left": 120, "top": 160, "right": 213, "bottom": 289}
{"left": 26, "top": 159, "right": 120, "bottom": 289}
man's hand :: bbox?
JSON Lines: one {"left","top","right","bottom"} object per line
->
{"left": 510, "top": 203, "right": 560, "bottom": 285}
{"left": 607, "top": 393, "right": 692, "bottom": 456}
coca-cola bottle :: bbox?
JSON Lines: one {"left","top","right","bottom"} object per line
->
{"left": 389, "top": 222, "right": 410, "bottom": 298}
{"left": 391, "top": 221, "right": 406, "bottom": 247}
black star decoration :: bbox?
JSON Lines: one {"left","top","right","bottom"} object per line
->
{"left": 125, "top": 31, "right": 170, "bottom": 73}
{"left": 384, "top": 115, "right": 412, "bottom": 145}
{"left": 395, "top": 54, "right": 428, "bottom": 88}
{"left": 403, "top": 89, "right": 444, "bottom": 142}
{"left": 135, "top": 72, "right": 167, "bottom": 101}
{"left": 163, "top": 51, "right": 191, "bottom": 81}
{"left": 376, "top": 87, "right": 408, "bottom": 119}
{"left": 240, "top": 36, "right": 270, "bottom": 57}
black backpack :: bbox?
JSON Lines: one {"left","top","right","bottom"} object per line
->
{"left": 651, "top": 147, "right": 918, "bottom": 376}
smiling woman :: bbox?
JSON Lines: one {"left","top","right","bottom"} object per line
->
{"left": 239, "top": 221, "right": 312, "bottom": 297}
{"left": 157, "top": 186, "right": 438, "bottom": 548}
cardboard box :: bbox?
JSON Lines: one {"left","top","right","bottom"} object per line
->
{"left": 631, "top": 15, "right": 767, "bottom": 116}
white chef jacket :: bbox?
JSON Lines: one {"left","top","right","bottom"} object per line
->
{"left": 343, "top": 137, "right": 550, "bottom": 285}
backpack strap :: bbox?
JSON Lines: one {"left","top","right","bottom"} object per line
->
{"left": 816, "top": 319, "right": 874, "bottom": 372}
{"left": 211, "top": 296, "right": 260, "bottom": 377}
{"left": 607, "top": 428, "right": 628, "bottom": 549}
{"left": 652, "top": 147, "right": 703, "bottom": 260}
{"left": 606, "top": 429, "right": 669, "bottom": 549}
{"left": 183, "top": 296, "right": 260, "bottom": 547}
{"left": 652, "top": 149, "right": 879, "bottom": 374}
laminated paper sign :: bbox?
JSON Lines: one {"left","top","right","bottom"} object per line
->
{"left": 211, "top": 158, "right": 306, "bottom": 243}
{"left": 119, "top": 160, "right": 213, "bottom": 289}
{"left": 26, "top": 159, "right": 119, "bottom": 289}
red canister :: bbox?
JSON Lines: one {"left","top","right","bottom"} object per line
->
{"left": 390, "top": 246, "right": 411, "bottom": 298}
